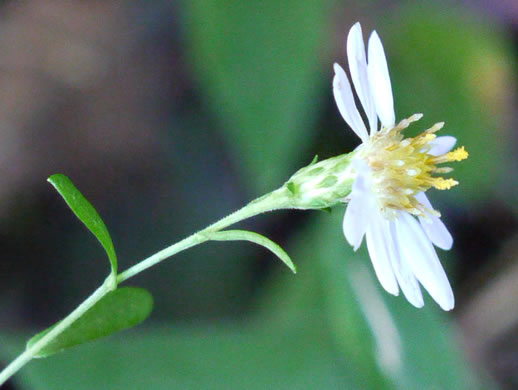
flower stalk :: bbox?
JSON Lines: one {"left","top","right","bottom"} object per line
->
{"left": 0, "top": 20, "right": 470, "bottom": 386}
{"left": 0, "top": 182, "right": 318, "bottom": 386}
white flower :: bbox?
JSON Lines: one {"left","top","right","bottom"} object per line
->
{"left": 334, "top": 22, "right": 468, "bottom": 310}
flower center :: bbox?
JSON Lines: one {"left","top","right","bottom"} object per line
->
{"left": 359, "top": 114, "right": 468, "bottom": 218}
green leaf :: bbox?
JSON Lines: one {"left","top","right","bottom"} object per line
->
{"left": 184, "top": 0, "right": 331, "bottom": 193}
{"left": 209, "top": 230, "right": 296, "bottom": 273}
{"left": 4, "top": 320, "right": 353, "bottom": 390}
{"left": 48, "top": 174, "right": 118, "bottom": 276}
{"left": 26, "top": 287, "right": 153, "bottom": 358}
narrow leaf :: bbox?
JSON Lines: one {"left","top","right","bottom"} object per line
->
{"left": 26, "top": 287, "right": 153, "bottom": 357}
{"left": 48, "top": 174, "right": 117, "bottom": 276}
{"left": 184, "top": 0, "right": 330, "bottom": 193}
{"left": 209, "top": 230, "right": 296, "bottom": 273}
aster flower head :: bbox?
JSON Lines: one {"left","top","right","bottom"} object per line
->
{"left": 333, "top": 23, "right": 468, "bottom": 310}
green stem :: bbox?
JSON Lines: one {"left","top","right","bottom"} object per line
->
{"left": 0, "top": 187, "right": 290, "bottom": 386}
{"left": 0, "top": 278, "right": 112, "bottom": 386}
{"left": 117, "top": 186, "right": 290, "bottom": 284}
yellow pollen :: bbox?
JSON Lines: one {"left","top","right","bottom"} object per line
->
{"left": 359, "top": 114, "right": 468, "bottom": 218}
{"left": 447, "top": 146, "right": 468, "bottom": 161}
{"left": 431, "top": 177, "right": 458, "bottom": 190}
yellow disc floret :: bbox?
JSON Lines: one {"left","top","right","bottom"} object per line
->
{"left": 358, "top": 114, "right": 468, "bottom": 218}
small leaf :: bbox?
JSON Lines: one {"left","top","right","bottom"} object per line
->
{"left": 48, "top": 174, "right": 118, "bottom": 276}
{"left": 209, "top": 230, "right": 296, "bottom": 273}
{"left": 27, "top": 287, "right": 153, "bottom": 357}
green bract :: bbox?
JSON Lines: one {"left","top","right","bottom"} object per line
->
{"left": 208, "top": 230, "right": 296, "bottom": 273}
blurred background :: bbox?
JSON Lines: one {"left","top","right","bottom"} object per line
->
{"left": 0, "top": 0, "right": 516, "bottom": 389}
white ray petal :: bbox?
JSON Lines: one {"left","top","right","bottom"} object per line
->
{"left": 388, "top": 220, "right": 424, "bottom": 308}
{"left": 347, "top": 22, "right": 377, "bottom": 134}
{"left": 343, "top": 172, "right": 375, "bottom": 250}
{"left": 367, "top": 31, "right": 395, "bottom": 129}
{"left": 365, "top": 210, "right": 399, "bottom": 296}
{"left": 394, "top": 212, "right": 454, "bottom": 311}
{"left": 333, "top": 63, "right": 369, "bottom": 142}
{"left": 428, "top": 136, "right": 456, "bottom": 156}
{"left": 416, "top": 193, "right": 453, "bottom": 250}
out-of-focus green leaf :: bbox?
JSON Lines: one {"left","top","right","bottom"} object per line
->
{"left": 257, "top": 210, "right": 482, "bottom": 389}
{"left": 183, "top": 0, "right": 331, "bottom": 193}
{"left": 383, "top": 4, "right": 516, "bottom": 202}
{"left": 26, "top": 287, "right": 153, "bottom": 358}
{"left": 48, "top": 174, "right": 118, "bottom": 276}
{"left": 5, "top": 321, "right": 356, "bottom": 390}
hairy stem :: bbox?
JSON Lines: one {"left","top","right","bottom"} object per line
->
{"left": 0, "top": 186, "right": 290, "bottom": 386}
{"left": 118, "top": 186, "right": 290, "bottom": 283}
{"left": 0, "top": 279, "right": 112, "bottom": 386}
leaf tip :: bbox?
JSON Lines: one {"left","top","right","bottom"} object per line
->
{"left": 47, "top": 173, "right": 65, "bottom": 183}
